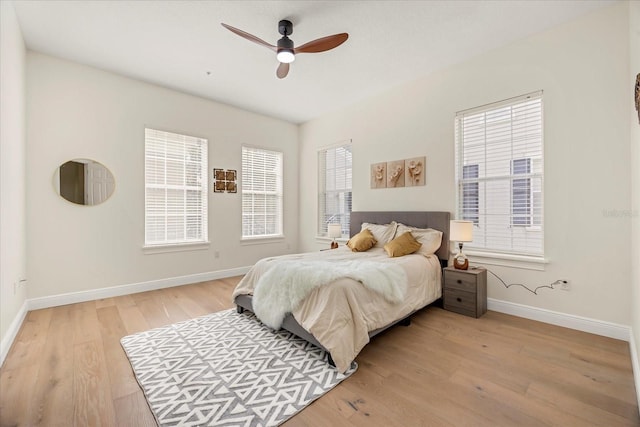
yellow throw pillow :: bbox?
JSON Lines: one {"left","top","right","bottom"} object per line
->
{"left": 347, "top": 228, "right": 377, "bottom": 252}
{"left": 384, "top": 231, "right": 422, "bottom": 257}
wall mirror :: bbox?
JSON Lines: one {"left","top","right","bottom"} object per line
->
{"left": 54, "top": 159, "right": 115, "bottom": 206}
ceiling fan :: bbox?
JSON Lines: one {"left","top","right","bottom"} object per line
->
{"left": 221, "top": 20, "right": 348, "bottom": 79}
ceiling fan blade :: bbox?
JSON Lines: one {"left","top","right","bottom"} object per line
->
{"left": 294, "top": 33, "right": 348, "bottom": 54}
{"left": 221, "top": 23, "right": 276, "bottom": 52}
{"left": 276, "top": 62, "right": 290, "bottom": 79}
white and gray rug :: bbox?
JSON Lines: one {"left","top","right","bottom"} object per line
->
{"left": 121, "top": 308, "right": 356, "bottom": 427}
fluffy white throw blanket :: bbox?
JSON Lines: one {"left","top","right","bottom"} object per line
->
{"left": 252, "top": 260, "right": 408, "bottom": 330}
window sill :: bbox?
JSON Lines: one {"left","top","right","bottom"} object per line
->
{"left": 240, "top": 235, "right": 285, "bottom": 245}
{"left": 464, "top": 250, "right": 548, "bottom": 271}
{"left": 143, "top": 241, "right": 210, "bottom": 254}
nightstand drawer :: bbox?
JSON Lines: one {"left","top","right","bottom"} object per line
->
{"left": 444, "top": 288, "right": 477, "bottom": 312}
{"left": 445, "top": 270, "right": 477, "bottom": 292}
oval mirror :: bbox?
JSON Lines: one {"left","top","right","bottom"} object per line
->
{"left": 54, "top": 159, "right": 115, "bottom": 206}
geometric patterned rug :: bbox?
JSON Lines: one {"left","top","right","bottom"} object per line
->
{"left": 121, "top": 309, "right": 357, "bottom": 426}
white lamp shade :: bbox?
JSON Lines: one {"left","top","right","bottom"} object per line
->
{"left": 450, "top": 220, "right": 473, "bottom": 242}
{"left": 328, "top": 223, "right": 342, "bottom": 239}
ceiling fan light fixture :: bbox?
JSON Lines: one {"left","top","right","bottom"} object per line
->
{"left": 221, "top": 19, "right": 348, "bottom": 79}
{"left": 276, "top": 49, "right": 295, "bottom": 63}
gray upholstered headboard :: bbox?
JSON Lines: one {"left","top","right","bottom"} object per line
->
{"left": 350, "top": 211, "right": 451, "bottom": 264}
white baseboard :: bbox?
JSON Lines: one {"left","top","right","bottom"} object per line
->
{"left": 630, "top": 331, "right": 640, "bottom": 411}
{"left": 488, "top": 298, "right": 631, "bottom": 341}
{"left": 28, "top": 266, "right": 251, "bottom": 311}
{"left": 0, "top": 300, "right": 28, "bottom": 368}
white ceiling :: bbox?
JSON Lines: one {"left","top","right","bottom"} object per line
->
{"left": 13, "top": 0, "right": 613, "bottom": 124}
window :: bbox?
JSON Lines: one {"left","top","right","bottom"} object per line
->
{"left": 455, "top": 92, "right": 543, "bottom": 257}
{"left": 242, "top": 146, "right": 283, "bottom": 239}
{"left": 144, "top": 128, "right": 208, "bottom": 246}
{"left": 318, "top": 142, "right": 352, "bottom": 237}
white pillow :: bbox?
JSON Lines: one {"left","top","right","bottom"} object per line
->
{"left": 396, "top": 223, "right": 443, "bottom": 256}
{"left": 361, "top": 222, "right": 398, "bottom": 248}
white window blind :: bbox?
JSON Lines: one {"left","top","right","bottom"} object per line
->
{"left": 455, "top": 92, "right": 543, "bottom": 256}
{"left": 145, "top": 128, "right": 208, "bottom": 246}
{"left": 318, "top": 142, "right": 352, "bottom": 237}
{"left": 242, "top": 146, "right": 283, "bottom": 239}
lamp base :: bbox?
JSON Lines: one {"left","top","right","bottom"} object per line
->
{"left": 331, "top": 241, "right": 338, "bottom": 249}
{"left": 453, "top": 256, "right": 469, "bottom": 270}
{"left": 453, "top": 242, "right": 469, "bottom": 269}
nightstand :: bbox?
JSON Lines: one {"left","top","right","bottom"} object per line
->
{"left": 443, "top": 266, "right": 487, "bottom": 318}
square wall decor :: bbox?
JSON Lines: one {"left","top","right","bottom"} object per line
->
{"left": 213, "top": 168, "right": 237, "bottom": 193}
{"left": 405, "top": 156, "right": 426, "bottom": 187}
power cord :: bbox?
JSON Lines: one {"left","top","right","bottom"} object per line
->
{"left": 482, "top": 267, "right": 567, "bottom": 295}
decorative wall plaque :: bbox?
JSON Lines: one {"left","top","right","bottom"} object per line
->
{"left": 213, "top": 168, "right": 237, "bottom": 193}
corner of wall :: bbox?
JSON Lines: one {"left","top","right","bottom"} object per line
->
{"left": 0, "top": 0, "right": 28, "bottom": 365}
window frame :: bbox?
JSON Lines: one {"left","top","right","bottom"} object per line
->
{"left": 241, "top": 145, "right": 284, "bottom": 241}
{"left": 317, "top": 141, "right": 353, "bottom": 238}
{"left": 144, "top": 127, "right": 208, "bottom": 249}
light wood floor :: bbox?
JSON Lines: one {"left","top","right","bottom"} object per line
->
{"left": 1, "top": 276, "right": 638, "bottom": 426}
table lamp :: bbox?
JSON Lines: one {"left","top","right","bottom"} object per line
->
{"left": 328, "top": 223, "right": 342, "bottom": 249}
{"left": 450, "top": 220, "right": 473, "bottom": 270}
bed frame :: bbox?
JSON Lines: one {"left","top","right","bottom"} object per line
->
{"left": 235, "top": 211, "right": 451, "bottom": 358}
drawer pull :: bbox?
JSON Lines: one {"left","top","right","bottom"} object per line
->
{"left": 457, "top": 279, "right": 462, "bottom": 284}
{"left": 456, "top": 297, "right": 462, "bottom": 302}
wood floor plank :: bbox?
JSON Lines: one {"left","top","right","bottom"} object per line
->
{"left": 96, "top": 305, "right": 143, "bottom": 400}
{"left": 0, "top": 308, "right": 53, "bottom": 371}
{"left": 72, "top": 340, "right": 117, "bottom": 426}
{"left": 23, "top": 304, "right": 76, "bottom": 426}
{"left": 72, "top": 300, "right": 102, "bottom": 345}
{"left": 0, "top": 365, "right": 37, "bottom": 426}
{"left": 1, "top": 277, "right": 638, "bottom": 426}
{"left": 450, "top": 366, "right": 587, "bottom": 426}
{"left": 116, "top": 302, "right": 152, "bottom": 336}
{"left": 113, "top": 390, "right": 156, "bottom": 427}
{"left": 527, "top": 380, "right": 640, "bottom": 426}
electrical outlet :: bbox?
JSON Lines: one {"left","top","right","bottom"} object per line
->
{"left": 560, "top": 280, "right": 571, "bottom": 291}
{"left": 214, "top": 251, "right": 220, "bottom": 259}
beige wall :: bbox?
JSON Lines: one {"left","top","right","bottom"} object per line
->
{"left": 0, "top": 1, "right": 27, "bottom": 356}
{"left": 26, "top": 53, "right": 299, "bottom": 299}
{"left": 299, "top": 3, "right": 632, "bottom": 326}
{"left": 629, "top": 0, "right": 640, "bottom": 406}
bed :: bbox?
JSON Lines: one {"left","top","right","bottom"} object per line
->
{"left": 233, "top": 211, "right": 450, "bottom": 372}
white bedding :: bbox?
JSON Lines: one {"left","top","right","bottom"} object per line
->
{"left": 232, "top": 246, "right": 442, "bottom": 372}
{"left": 252, "top": 259, "right": 408, "bottom": 330}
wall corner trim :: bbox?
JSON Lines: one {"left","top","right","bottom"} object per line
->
{"left": 488, "top": 298, "right": 631, "bottom": 341}
{"left": 0, "top": 300, "right": 28, "bottom": 368}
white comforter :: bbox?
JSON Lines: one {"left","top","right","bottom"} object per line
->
{"left": 252, "top": 259, "right": 408, "bottom": 330}
{"left": 232, "top": 247, "right": 442, "bottom": 372}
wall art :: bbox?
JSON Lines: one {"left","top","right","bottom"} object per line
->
{"left": 371, "top": 156, "right": 426, "bottom": 189}
{"left": 213, "top": 168, "right": 237, "bottom": 193}
{"left": 405, "top": 156, "right": 426, "bottom": 187}
{"left": 370, "top": 162, "right": 387, "bottom": 189}
{"left": 386, "top": 160, "right": 406, "bottom": 188}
